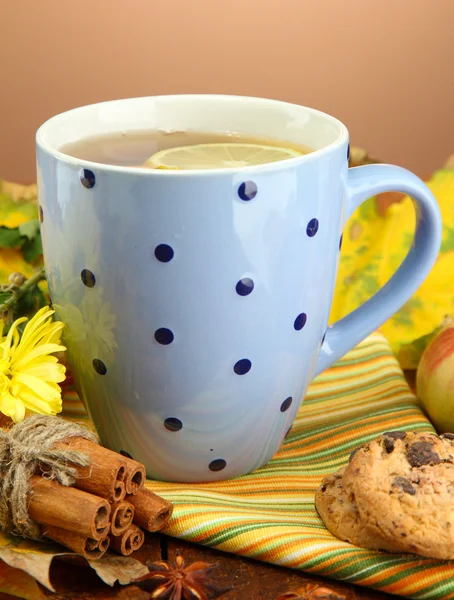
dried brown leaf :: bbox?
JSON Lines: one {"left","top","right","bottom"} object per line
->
{"left": 0, "top": 559, "right": 47, "bottom": 600}
{"left": 0, "top": 531, "right": 148, "bottom": 592}
{"left": 88, "top": 554, "right": 149, "bottom": 586}
{"left": 0, "top": 542, "right": 58, "bottom": 590}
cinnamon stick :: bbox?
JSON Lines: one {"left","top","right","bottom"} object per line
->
{"left": 44, "top": 525, "right": 110, "bottom": 559}
{"left": 122, "top": 456, "right": 146, "bottom": 495}
{"left": 29, "top": 476, "right": 111, "bottom": 540}
{"left": 127, "top": 487, "right": 173, "bottom": 532}
{"left": 110, "top": 500, "right": 134, "bottom": 536}
{"left": 110, "top": 523, "right": 144, "bottom": 556}
{"left": 53, "top": 437, "right": 127, "bottom": 502}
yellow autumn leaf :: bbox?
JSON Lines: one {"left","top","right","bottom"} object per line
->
{"left": 331, "top": 167, "right": 454, "bottom": 368}
{"left": 0, "top": 180, "right": 38, "bottom": 228}
{"left": 0, "top": 248, "right": 37, "bottom": 282}
{"left": 0, "top": 181, "right": 37, "bottom": 203}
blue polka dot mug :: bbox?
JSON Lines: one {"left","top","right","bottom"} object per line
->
{"left": 36, "top": 96, "right": 441, "bottom": 482}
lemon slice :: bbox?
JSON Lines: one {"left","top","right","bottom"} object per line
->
{"left": 143, "top": 143, "right": 302, "bottom": 170}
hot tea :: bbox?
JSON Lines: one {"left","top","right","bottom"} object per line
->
{"left": 61, "top": 129, "right": 313, "bottom": 169}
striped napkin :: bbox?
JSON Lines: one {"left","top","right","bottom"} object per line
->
{"left": 62, "top": 332, "right": 454, "bottom": 600}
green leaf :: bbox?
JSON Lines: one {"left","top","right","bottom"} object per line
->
{"left": 0, "top": 291, "right": 13, "bottom": 305}
{"left": 397, "top": 318, "right": 453, "bottom": 369}
{"left": 358, "top": 197, "right": 378, "bottom": 221}
{"left": 21, "top": 235, "right": 43, "bottom": 263}
{"left": 16, "top": 288, "right": 40, "bottom": 317}
{"left": 0, "top": 191, "right": 39, "bottom": 225}
{"left": 0, "top": 226, "right": 22, "bottom": 249}
{"left": 31, "top": 285, "right": 47, "bottom": 311}
{"left": 18, "top": 219, "right": 40, "bottom": 241}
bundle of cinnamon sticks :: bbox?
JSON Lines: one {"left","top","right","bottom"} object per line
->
{"left": 28, "top": 436, "right": 173, "bottom": 559}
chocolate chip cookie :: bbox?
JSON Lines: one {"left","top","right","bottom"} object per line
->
{"left": 315, "top": 467, "right": 401, "bottom": 553}
{"left": 343, "top": 431, "right": 454, "bottom": 559}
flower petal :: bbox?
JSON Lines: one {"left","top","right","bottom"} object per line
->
{"left": 20, "top": 307, "right": 56, "bottom": 345}
{"left": 12, "top": 323, "right": 60, "bottom": 363}
{"left": 1, "top": 317, "right": 27, "bottom": 357}
{"left": 0, "top": 307, "right": 65, "bottom": 421}
{"left": 12, "top": 308, "right": 59, "bottom": 358}
{"left": 14, "top": 372, "right": 63, "bottom": 400}
{"left": 40, "top": 322, "right": 66, "bottom": 346}
{"left": 0, "top": 393, "right": 25, "bottom": 423}
{"left": 18, "top": 360, "right": 66, "bottom": 382}
{"left": 12, "top": 343, "right": 66, "bottom": 369}
{"left": 19, "top": 387, "right": 62, "bottom": 415}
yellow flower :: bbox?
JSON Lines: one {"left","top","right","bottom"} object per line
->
{"left": 0, "top": 306, "right": 66, "bottom": 423}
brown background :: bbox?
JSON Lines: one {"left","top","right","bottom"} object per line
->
{"left": 1, "top": 0, "right": 453, "bottom": 183}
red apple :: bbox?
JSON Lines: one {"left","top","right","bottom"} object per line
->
{"left": 417, "top": 326, "right": 454, "bottom": 433}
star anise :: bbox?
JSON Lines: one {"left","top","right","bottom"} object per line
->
{"left": 134, "top": 550, "right": 231, "bottom": 600}
{"left": 276, "top": 583, "right": 348, "bottom": 599}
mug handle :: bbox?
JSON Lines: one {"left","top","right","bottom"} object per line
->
{"left": 314, "top": 164, "right": 442, "bottom": 376}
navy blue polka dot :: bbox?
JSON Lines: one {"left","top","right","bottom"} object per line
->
{"left": 321, "top": 330, "right": 327, "bottom": 345}
{"left": 347, "top": 144, "right": 350, "bottom": 161}
{"left": 80, "top": 169, "right": 96, "bottom": 189}
{"left": 155, "top": 328, "right": 174, "bottom": 345}
{"left": 81, "top": 269, "right": 96, "bottom": 288}
{"left": 155, "top": 244, "right": 174, "bottom": 263}
{"left": 280, "top": 397, "right": 293, "bottom": 412}
{"left": 294, "top": 313, "right": 307, "bottom": 331}
{"left": 39, "top": 206, "right": 44, "bottom": 223}
{"left": 209, "top": 459, "right": 227, "bottom": 472}
{"left": 120, "top": 450, "right": 133, "bottom": 459}
{"left": 164, "top": 417, "right": 183, "bottom": 432}
{"left": 93, "top": 358, "right": 107, "bottom": 375}
{"left": 238, "top": 181, "right": 257, "bottom": 201}
{"left": 306, "top": 218, "right": 319, "bottom": 237}
{"left": 236, "top": 278, "right": 254, "bottom": 296}
{"left": 233, "top": 359, "right": 251, "bottom": 375}
{"left": 339, "top": 234, "right": 343, "bottom": 251}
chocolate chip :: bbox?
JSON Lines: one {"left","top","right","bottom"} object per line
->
{"left": 348, "top": 446, "right": 363, "bottom": 463}
{"left": 320, "top": 484, "right": 327, "bottom": 492}
{"left": 392, "top": 476, "right": 416, "bottom": 495}
{"left": 383, "top": 431, "right": 406, "bottom": 453}
{"left": 383, "top": 437, "right": 395, "bottom": 453}
{"left": 407, "top": 441, "right": 441, "bottom": 467}
{"left": 441, "top": 433, "right": 454, "bottom": 440}
{"left": 383, "top": 431, "right": 407, "bottom": 440}
{"left": 401, "top": 532, "right": 407, "bottom": 537}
